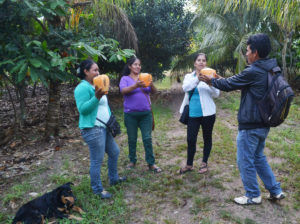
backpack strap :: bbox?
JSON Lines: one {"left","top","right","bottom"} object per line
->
{"left": 271, "top": 66, "right": 281, "bottom": 74}
{"left": 96, "top": 117, "right": 108, "bottom": 126}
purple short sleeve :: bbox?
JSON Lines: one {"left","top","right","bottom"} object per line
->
{"left": 119, "top": 76, "right": 151, "bottom": 113}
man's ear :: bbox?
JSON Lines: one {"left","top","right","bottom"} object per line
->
{"left": 254, "top": 50, "right": 260, "bottom": 60}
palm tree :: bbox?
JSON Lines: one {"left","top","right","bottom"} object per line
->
{"left": 69, "top": 0, "right": 138, "bottom": 50}
{"left": 171, "top": 0, "right": 274, "bottom": 76}
{"left": 197, "top": 0, "right": 300, "bottom": 79}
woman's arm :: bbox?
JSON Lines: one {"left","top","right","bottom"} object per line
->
{"left": 74, "top": 85, "right": 99, "bottom": 115}
{"left": 209, "top": 86, "right": 220, "bottom": 98}
{"left": 74, "top": 84, "right": 106, "bottom": 115}
{"left": 120, "top": 80, "right": 146, "bottom": 95}
{"left": 150, "top": 81, "right": 157, "bottom": 94}
{"left": 182, "top": 73, "right": 199, "bottom": 92}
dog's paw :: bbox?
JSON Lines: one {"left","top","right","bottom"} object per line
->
{"left": 68, "top": 214, "right": 83, "bottom": 221}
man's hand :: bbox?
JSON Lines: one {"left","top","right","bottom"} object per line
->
{"left": 199, "top": 75, "right": 212, "bottom": 85}
{"left": 199, "top": 73, "right": 222, "bottom": 85}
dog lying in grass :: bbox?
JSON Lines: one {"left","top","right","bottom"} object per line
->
{"left": 12, "top": 182, "right": 84, "bottom": 224}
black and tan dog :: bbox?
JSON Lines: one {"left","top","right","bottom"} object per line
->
{"left": 12, "top": 182, "right": 84, "bottom": 224}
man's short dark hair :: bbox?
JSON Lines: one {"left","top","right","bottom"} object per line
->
{"left": 247, "top": 33, "right": 271, "bottom": 58}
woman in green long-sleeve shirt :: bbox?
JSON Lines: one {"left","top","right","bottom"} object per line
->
{"left": 74, "top": 59, "right": 126, "bottom": 199}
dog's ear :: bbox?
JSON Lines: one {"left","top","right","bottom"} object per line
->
{"left": 55, "top": 182, "right": 72, "bottom": 193}
{"left": 65, "top": 182, "right": 74, "bottom": 186}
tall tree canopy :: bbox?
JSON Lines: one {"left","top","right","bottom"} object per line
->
{"left": 0, "top": 0, "right": 135, "bottom": 138}
{"left": 127, "top": 0, "right": 193, "bottom": 79}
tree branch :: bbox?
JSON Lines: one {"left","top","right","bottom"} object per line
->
{"left": 33, "top": 17, "right": 48, "bottom": 33}
{"left": 72, "top": 1, "right": 92, "bottom": 8}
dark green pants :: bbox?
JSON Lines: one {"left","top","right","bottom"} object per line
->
{"left": 124, "top": 111, "right": 155, "bottom": 165}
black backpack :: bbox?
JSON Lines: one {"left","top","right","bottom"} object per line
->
{"left": 257, "top": 66, "right": 294, "bottom": 127}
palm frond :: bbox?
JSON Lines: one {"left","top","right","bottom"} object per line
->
{"left": 94, "top": 3, "right": 138, "bottom": 51}
{"left": 68, "top": 0, "right": 138, "bottom": 51}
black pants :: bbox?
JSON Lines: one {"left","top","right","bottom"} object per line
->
{"left": 187, "top": 114, "right": 216, "bottom": 166}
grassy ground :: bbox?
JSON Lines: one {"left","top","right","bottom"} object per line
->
{"left": 154, "top": 76, "right": 173, "bottom": 90}
{"left": 1, "top": 91, "right": 299, "bottom": 224}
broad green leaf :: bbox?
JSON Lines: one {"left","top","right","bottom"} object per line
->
{"left": 17, "top": 63, "right": 28, "bottom": 82}
{"left": 10, "top": 59, "right": 26, "bottom": 74}
{"left": 55, "top": 71, "right": 67, "bottom": 81}
{"left": 122, "top": 49, "right": 135, "bottom": 57}
{"left": 42, "top": 41, "right": 48, "bottom": 51}
{"left": 24, "top": 0, "right": 37, "bottom": 11}
{"left": 30, "top": 67, "right": 39, "bottom": 82}
{"left": 92, "top": 55, "right": 99, "bottom": 62}
{"left": 0, "top": 60, "right": 14, "bottom": 67}
{"left": 30, "top": 58, "right": 42, "bottom": 68}
{"left": 50, "top": 1, "right": 58, "bottom": 9}
{"left": 39, "top": 72, "right": 48, "bottom": 88}
{"left": 26, "top": 40, "right": 42, "bottom": 47}
{"left": 109, "top": 55, "right": 118, "bottom": 63}
{"left": 117, "top": 55, "right": 122, "bottom": 61}
{"left": 51, "top": 57, "right": 60, "bottom": 67}
{"left": 83, "top": 44, "right": 101, "bottom": 56}
{"left": 36, "top": 57, "right": 51, "bottom": 71}
{"left": 98, "top": 53, "right": 107, "bottom": 60}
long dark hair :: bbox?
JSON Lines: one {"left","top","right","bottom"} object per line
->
{"left": 194, "top": 53, "right": 207, "bottom": 62}
{"left": 121, "top": 57, "right": 140, "bottom": 76}
{"left": 76, "top": 59, "right": 95, "bottom": 80}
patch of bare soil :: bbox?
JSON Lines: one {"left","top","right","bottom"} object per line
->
{"left": 0, "top": 83, "right": 299, "bottom": 223}
{"left": 119, "top": 90, "right": 298, "bottom": 224}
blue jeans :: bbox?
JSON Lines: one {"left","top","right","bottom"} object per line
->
{"left": 81, "top": 126, "right": 120, "bottom": 194}
{"left": 237, "top": 128, "right": 282, "bottom": 198}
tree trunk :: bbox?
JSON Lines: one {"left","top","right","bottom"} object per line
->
{"left": 31, "top": 81, "right": 37, "bottom": 97}
{"left": 282, "top": 31, "right": 288, "bottom": 80}
{"left": 44, "top": 80, "right": 61, "bottom": 140}
{"left": 281, "top": 29, "right": 293, "bottom": 81}
{"left": 17, "top": 82, "right": 26, "bottom": 128}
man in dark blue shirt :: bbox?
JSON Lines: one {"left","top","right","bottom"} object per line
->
{"left": 200, "top": 33, "right": 285, "bottom": 205}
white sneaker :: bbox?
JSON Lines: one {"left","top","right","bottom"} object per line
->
{"left": 234, "top": 195, "right": 262, "bottom": 205}
{"left": 269, "top": 192, "right": 285, "bottom": 200}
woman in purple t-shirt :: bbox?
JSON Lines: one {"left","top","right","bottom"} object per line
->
{"left": 119, "top": 57, "right": 162, "bottom": 173}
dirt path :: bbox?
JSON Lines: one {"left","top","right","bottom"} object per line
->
{"left": 1, "top": 88, "right": 299, "bottom": 223}
{"left": 119, "top": 91, "right": 299, "bottom": 224}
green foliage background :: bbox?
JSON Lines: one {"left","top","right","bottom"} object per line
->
{"left": 127, "top": 0, "right": 193, "bottom": 79}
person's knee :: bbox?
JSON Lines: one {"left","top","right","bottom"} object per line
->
{"left": 90, "top": 159, "right": 102, "bottom": 168}
{"left": 187, "top": 137, "right": 196, "bottom": 145}
{"left": 113, "top": 148, "right": 120, "bottom": 158}
{"left": 142, "top": 136, "right": 152, "bottom": 142}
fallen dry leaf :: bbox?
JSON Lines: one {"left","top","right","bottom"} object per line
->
{"left": 29, "top": 192, "right": 39, "bottom": 197}
{"left": 9, "top": 201, "right": 18, "bottom": 209}
{"left": 9, "top": 142, "right": 16, "bottom": 148}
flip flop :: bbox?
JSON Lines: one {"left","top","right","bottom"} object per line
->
{"left": 179, "top": 166, "right": 193, "bottom": 174}
{"left": 127, "top": 163, "right": 135, "bottom": 169}
{"left": 198, "top": 163, "right": 208, "bottom": 174}
{"left": 148, "top": 165, "right": 162, "bottom": 173}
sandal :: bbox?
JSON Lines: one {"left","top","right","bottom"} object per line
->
{"left": 148, "top": 164, "right": 162, "bottom": 173}
{"left": 127, "top": 163, "right": 135, "bottom": 169}
{"left": 198, "top": 162, "right": 208, "bottom": 174}
{"left": 179, "top": 166, "right": 193, "bottom": 174}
